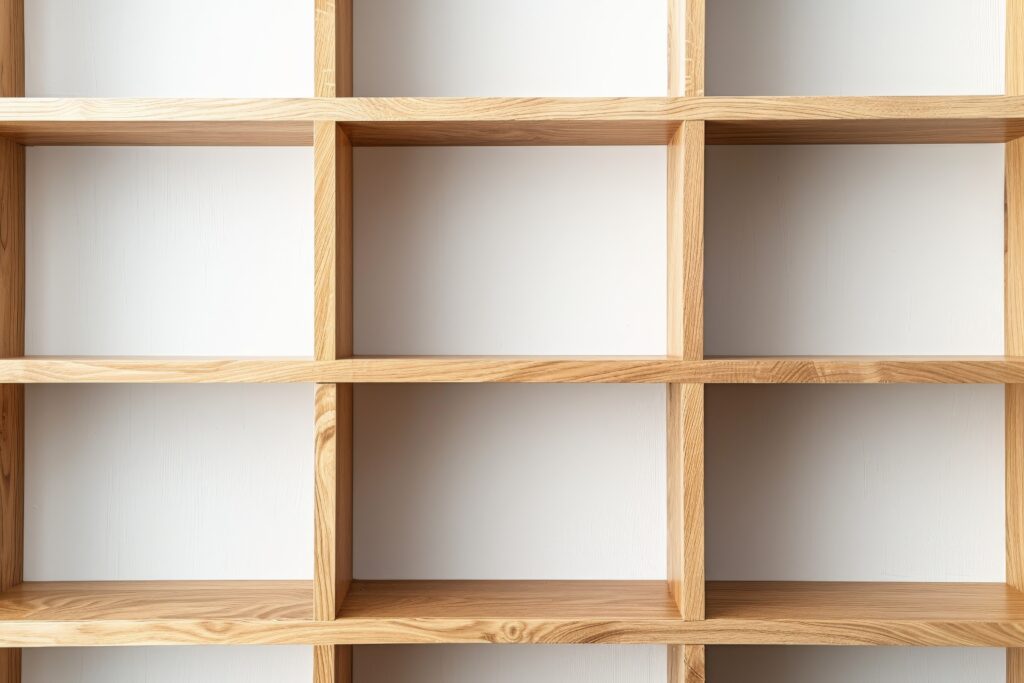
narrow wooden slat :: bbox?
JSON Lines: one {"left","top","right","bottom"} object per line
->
{"left": 0, "top": 0, "right": 22, "bottom": 99}
{"left": 315, "top": 0, "right": 352, "bottom": 98}
{"left": 668, "top": 122, "right": 704, "bottom": 359}
{"left": 0, "top": 121, "right": 22, "bottom": 683}
{"left": 669, "top": 645, "right": 705, "bottom": 683}
{"left": 1009, "top": 2, "right": 1024, "bottom": 676}
{"left": 313, "top": 2, "right": 353, "bottom": 669}
{"left": 1, "top": 97, "right": 1024, "bottom": 145}
{"left": 669, "top": 0, "right": 705, "bottom": 97}
{"left": 5, "top": 356, "right": 1024, "bottom": 383}
{"left": 668, "top": 115, "right": 705, "bottom": 630}
{"left": 0, "top": 580, "right": 1024, "bottom": 646}
{"left": 667, "top": 383, "right": 704, "bottom": 619}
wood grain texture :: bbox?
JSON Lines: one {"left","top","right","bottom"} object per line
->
{"left": 1, "top": 97, "right": 1024, "bottom": 145}
{"left": 1009, "top": 386, "right": 1024, "bottom": 589}
{"left": 669, "top": 645, "right": 705, "bottom": 683}
{"left": 668, "top": 122, "right": 704, "bottom": 359}
{"left": 314, "top": 645, "right": 351, "bottom": 683}
{"left": 685, "top": 0, "right": 704, "bottom": 97}
{"left": 0, "top": 580, "right": 1024, "bottom": 646}
{"left": 0, "top": 132, "right": 21, "bottom": 683}
{"left": 3, "top": 356, "right": 1024, "bottom": 383}
{"left": 667, "top": 384, "right": 704, "bottom": 620}
{"left": 666, "top": 114, "right": 705, "bottom": 630}
{"left": 0, "top": 581, "right": 312, "bottom": 621}
{"left": 1008, "top": 5, "right": 1022, "bottom": 674}
{"left": 1011, "top": 0, "right": 1024, "bottom": 97}
{"left": 0, "top": 0, "right": 22, "bottom": 99}
{"left": 315, "top": 0, "right": 352, "bottom": 98}
{"left": 314, "top": 383, "right": 352, "bottom": 620}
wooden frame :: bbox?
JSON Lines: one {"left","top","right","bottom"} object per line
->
{"left": 0, "top": 1, "right": 1019, "bottom": 682}
{"left": 313, "top": 3, "right": 353, "bottom": 681}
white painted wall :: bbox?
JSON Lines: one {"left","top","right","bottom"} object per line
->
{"left": 19, "top": 0, "right": 1010, "bottom": 681}
{"left": 708, "top": 647, "right": 1004, "bottom": 682}
{"left": 706, "top": 0, "right": 1004, "bottom": 96}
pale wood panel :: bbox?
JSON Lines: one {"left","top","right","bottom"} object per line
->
{"left": 668, "top": 117, "right": 704, "bottom": 630}
{"left": 668, "top": 122, "right": 704, "bottom": 359}
{"left": 1009, "top": 2, "right": 1023, "bottom": 675}
{"left": 6, "top": 356, "right": 1024, "bottom": 383}
{"left": 667, "top": 384, "right": 704, "bottom": 619}
{"left": 314, "top": 385, "right": 344, "bottom": 620}
{"left": 314, "top": 122, "right": 337, "bottom": 360}
{"left": 0, "top": 581, "right": 312, "bottom": 621}
{"left": 1, "top": 97, "right": 1024, "bottom": 145}
{"left": 315, "top": 0, "right": 352, "bottom": 98}
{"left": 314, "top": 645, "right": 352, "bottom": 683}
{"left": 669, "top": 645, "right": 705, "bottom": 683}
{"left": 2, "top": 580, "right": 1024, "bottom": 646}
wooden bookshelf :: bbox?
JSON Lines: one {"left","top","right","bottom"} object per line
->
{"left": 0, "top": 0, "right": 1022, "bottom": 682}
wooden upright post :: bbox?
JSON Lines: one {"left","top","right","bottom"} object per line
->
{"left": 313, "top": 1, "right": 353, "bottom": 681}
{"left": 668, "top": 1, "right": 706, "bottom": 680}
{"left": 0, "top": 1, "right": 23, "bottom": 681}
{"left": 1007, "top": 3, "right": 1024, "bottom": 682}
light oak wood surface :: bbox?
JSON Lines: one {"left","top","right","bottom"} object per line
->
{"left": 0, "top": 97, "right": 1023, "bottom": 145}
{"left": 0, "top": 580, "right": 1022, "bottom": 647}
{"left": 1008, "top": 3, "right": 1023, "bottom": 678}
{"left": 1, "top": 356, "right": 1024, "bottom": 383}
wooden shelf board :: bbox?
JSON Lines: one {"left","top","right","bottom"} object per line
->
{"left": 3, "top": 356, "right": 1024, "bottom": 384}
{"left": 1, "top": 580, "right": 1024, "bottom": 646}
{"left": 0, "top": 97, "right": 1021, "bottom": 145}
{"left": 703, "top": 581, "right": 1024, "bottom": 646}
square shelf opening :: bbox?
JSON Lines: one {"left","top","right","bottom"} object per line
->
{"left": 351, "top": 383, "right": 665, "bottom": 581}
{"left": 706, "top": 0, "right": 1005, "bottom": 96}
{"left": 25, "top": 146, "right": 313, "bottom": 358}
{"left": 352, "top": 645, "right": 668, "bottom": 683}
{"left": 23, "top": 384, "right": 314, "bottom": 582}
{"left": 707, "top": 646, "right": 1006, "bottom": 683}
{"left": 25, "top": 0, "right": 312, "bottom": 97}
{"left": 0, "top": 383, "right": 317, "bottom": 630}
{"left": 353, "top": 146, "right": 666, "bottom": 356}
{"left": 705, "top": 143, "right": 1004, "bottom": 357}
{"left": 353, "top": 0, "right": 667, "bottom": 97}
{"left": 706, "top": 384, "right": 1003, "bottom": 583}
{"left": 22, "top": 646, "right": 314, "bottom": 683}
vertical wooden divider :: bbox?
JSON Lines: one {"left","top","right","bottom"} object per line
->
{"left": 1009, "top": 1, "right": 1024, "bottom": 682}
{"left": 0, "top": 2, "right": 23, "bottom": 681}
{"left": 668, "top": 2, "right": 706, "bottom": 681}
{"left": 313, "top": 2, "right": 353, "bottom": 682}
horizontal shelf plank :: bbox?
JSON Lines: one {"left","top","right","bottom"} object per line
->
{"left": 2, "top": 580, "right": 1024, "bottom": 646}
{"left": 704, "top": 581, "right": 1024, "bottom": 646}
{"left": 2, "top": 356, "right": 1024, "bottom": 383}
{"left": 0, "top": 97, "right": 1020, "bottom": 145}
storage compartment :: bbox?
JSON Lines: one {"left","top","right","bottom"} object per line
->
{"left": 25, "top": 0, "right": 312, "bottom": 96}
{"left": 23, "top": 646, "right": 314, "bottom": 683}
{"left": 705, "top": 144, "right": 1003, "bottom": 356}
{"left": 706, "top": 0, "right": 1004, "bottom": 95}
{"left": 353, "top": 0, "right": 667, "bottom": 96}
{"left": 707, "top": 646, "right": 1005, "bottom": 682}
{"left": 26, "top": 147, "right": 313, "bottom": 357}
{"left": 706, "top": 384, "right": 1003, "bottom": 581}
{"left": 25, "top": 384, "right": 314, "bottom": 580}
{"left": 353, "top": 383, "right": 665, "bottom": 579}
{"left": 354, "top": 147, "right": 665, "bottom": 355}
